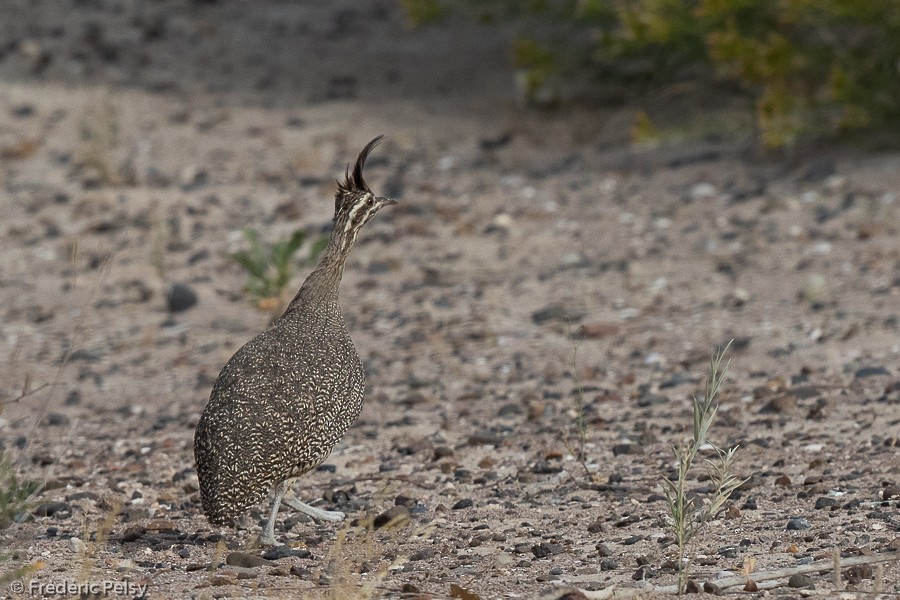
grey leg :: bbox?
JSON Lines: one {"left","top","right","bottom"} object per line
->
{"left": 283, "top": 489, "right": 345, "bottom": 522}
{"left": 260, "top": 480, "right": 289, "bottom": 546}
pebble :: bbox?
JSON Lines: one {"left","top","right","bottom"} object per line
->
{"left": 717, "top": 546, "right": 739, "bottom": 558}
{"left": 786, "top": 516, "right": 811, "bottom": 530}
{"left": 882, "top": 486, "right": 900, "bottom": 500}
{"left": 600, "top": 558, "right": 617, "bottom": 571}
{"left": 290, "top": 565, "right": 312, "bottom": 578}
{"left": 531, "top": 543, "right": 552, "bottom": 558}
{"left": 260, "top": 546, "right": 311, "bottom": 560}
{"left": 815, "top": 497, "right": 838, "bottom": 509}
{"left": 855, "top": 366, "right": 890, "bottom": 378}
{"left": 409, "top": 548, "right": 434, "bottom": 561}
{"left": 844, "top": 564, "right": 873, "bottom": 583}
{"left": 433, "top": 446, "right": 454, "bottom": 460}
{"left": 167, "top": 283, "right": 198, "bottom": 312}
{"left": 531, "top": 460, "right": 562, "bottom": 474}
{"left": 225, "top": 552, "right": 272, "bottom": 568}
{"left": 69, "top": 537, "right": 86, "bottom": 554}
{"left": 549, "top": 566, "right": 563, "bottom": 576}
{"left": 612, "top": 443, "right": 641, "bottom": 456}
{"left": 372, "top": 505, "right": 410, "bottom": 529}
{"left": 451, "top": 499, "right": 473, "bottom": 510}
{"left": 531, "top": 305, "right": 586, "bottom": 325}
{"left": 33, "top": 502, "right": 71, "bottom": 517}
{"left": 632, "top": 565, "right": 655, "bottom": 580}
{"left": 587, "top": 520, "right": 604, "bottom": 534}
{"left": 468, "top": 431, "right": 505, "bottom": 446}
{"left": 787, "top": 573, "right": 814, "bottom": 588}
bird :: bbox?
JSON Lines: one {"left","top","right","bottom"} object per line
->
{"left": 194, "top": 136, "right": 396, "bottom": 546}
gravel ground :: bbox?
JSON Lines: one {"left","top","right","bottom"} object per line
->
{"left": 1, "top": 1, "right": 899, "bottom": 599}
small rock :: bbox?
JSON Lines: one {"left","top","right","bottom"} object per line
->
{"left": 290, "top": 565, "right": 312, "bottom": 578}
{"left": 855, "top": 366, "right": 890, "bottom": 378}
{"left": 612, "top": 443, "right": 641, "bottom": 456}
{"left": 815, "top": 497, "right": 838, "bottom": 509}
{"left": 600, "top": 558, "right": 617, "bottom": 571}
{"left": 260, "top": 546, "right": 311, "bottom": 560}
{"left": 844, "top": 563, "right": 873, "bottom": 583}
{"left": 787, "top": 573, "right": 814, "bottom": 588}
{"left": 167, "top": 283, "right": 197, "bottom": 312}
{"left": 33, "top": 502, "right": 70, "bottom": 517}
{"left": 451, "top": 499, "right": 473, "bottom": 510}
{"left": 549, "top": 566, "right": 563, "bottom": 576}
{"left": 45, "top": 413, "right": 69, "bottom": 426}
{"left": 409, "top": 548, "right": 434, "bottom": 561}
{"left": 717, "top": 546, "right": 739, "bottom": 558}
{"left": 532, "top": 305, "right": 585, "bottom": 325}
{"left": 596, "top": 543, "right": 612, "bottom": 557}
{"left": 775, "top": 475, "right": 792, "bottom": 487}
{"left": 69, "top": 537, "right": 86, "bottom": 554}
{"left": 121, "top": 526, "right": 145, "bottom": 542}
{"left": 179, "top": 165, "right": 208, "bottom": 190}
{"left": 575, "top": 323, "right": 620, "bottom": 339}
{"left": 786, "top": 516, "right": 811, "bottom": 530}
{"left": 372, "top": 505, "right": 410, "bottom": 529}
{"left": 632, "top": 565, "right": 655, "bottom": 580}
{"left": 614, "top": 515, "right": 640, "bottom": 527}
{"left": 587, "top": 520, "right": 604, "bottom": 534}
{"left": 759, "top": 396, "right": 796, "bottom": 414}
{"left": 531, "top": 460, "right": 562, "bottom": 475}
{"left": 703, "top": 581, "right": 722, "bottom": 594}
{"left": 433, "top": 446, "right": 454, "bottom": 460}
{"left": 467, "top": 431, "right": 504, "bottom": 446}
{"left": 226, "top": 552, "right": 273, "bottom": 568}
{"left": 882, "top": 486, "right": 900, "bottom": 500}
{"left": 532, "top": 543, "right": 552, "bottom": 559}
{"left": 689, "top": 182, "right": 717, "bottom": 201}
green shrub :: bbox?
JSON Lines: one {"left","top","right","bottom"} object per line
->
{"left": 0, "top": 452, "right": 39, "bottom": 529}
{"left": 230, "top": 229, "right": 328, "bottom": 306}
{"left": 401, "top": 0, "right": 900, "bottom": 146}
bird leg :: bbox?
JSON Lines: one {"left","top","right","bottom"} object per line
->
{"left": 259, "top": 480, "right": 346, "bottom": 546}
{"left": 260, "top": 479, "right": 290, "bottom": 546}
{"left": 283, "top": 488, "right": 345, "bottom": 522}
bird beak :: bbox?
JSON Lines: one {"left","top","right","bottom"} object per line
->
{"left": 378, "top": 196, "right": 398, "bottom": 206}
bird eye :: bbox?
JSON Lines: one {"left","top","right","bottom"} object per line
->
{"left": 366, "top": 196, "right": 374, "bottom": 206}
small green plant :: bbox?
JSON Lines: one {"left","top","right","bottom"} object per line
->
{"left": 661, "top": 340, "right": 744, "bottom": 594}
{"left": 0, "top": 453, "right": 39, "bottom": 530}
{"left": 566, "top": 334, "right": 591, "bottom": 480}
{"left": 230, "top": 229, "right": 328, "bottom": 305}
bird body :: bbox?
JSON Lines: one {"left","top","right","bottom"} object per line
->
{"left": 194, "top": 137, "right": 394, "bottom": 543}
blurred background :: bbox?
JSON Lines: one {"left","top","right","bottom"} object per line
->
{"left": 2, "top": 0, "right": 899, "bottom": 147}
{"left": 1, "top": 2, "right": 899, "bottom": 596}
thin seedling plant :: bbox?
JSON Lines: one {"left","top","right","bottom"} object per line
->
{"left": 661, "top": 340, "right": 745, "bottom": 594}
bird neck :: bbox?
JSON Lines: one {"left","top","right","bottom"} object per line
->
{"left": 283, "top": 225, "right": 356, "bottom": 314}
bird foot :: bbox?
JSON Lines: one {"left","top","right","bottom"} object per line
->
{"left": 283, "top": 495, "right": 345, "bottom": 522}
{"left": 259, "top": 530, "right": 279, "bottom": 547}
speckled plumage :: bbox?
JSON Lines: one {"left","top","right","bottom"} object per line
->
{"left": 194, "top": 136, "right": 394, "bottom": 529}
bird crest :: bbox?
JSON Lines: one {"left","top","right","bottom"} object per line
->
{"left": 335, "top": 135, "right": 383, "bottom": 213}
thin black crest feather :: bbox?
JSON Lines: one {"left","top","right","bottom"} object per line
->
{"left": 336, "top": 135, "right": 384, "bottom": 196}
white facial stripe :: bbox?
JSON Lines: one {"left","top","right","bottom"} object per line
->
{"left": 343, "top": 193, "right": 372, "bottom": 233}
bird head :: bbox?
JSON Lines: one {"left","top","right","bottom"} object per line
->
{"left": 333, "top": 135, "right": 397, "bottom": 234}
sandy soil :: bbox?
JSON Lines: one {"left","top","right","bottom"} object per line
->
{"left": 1, "top": 1, "right": 899, "bottom": 599}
